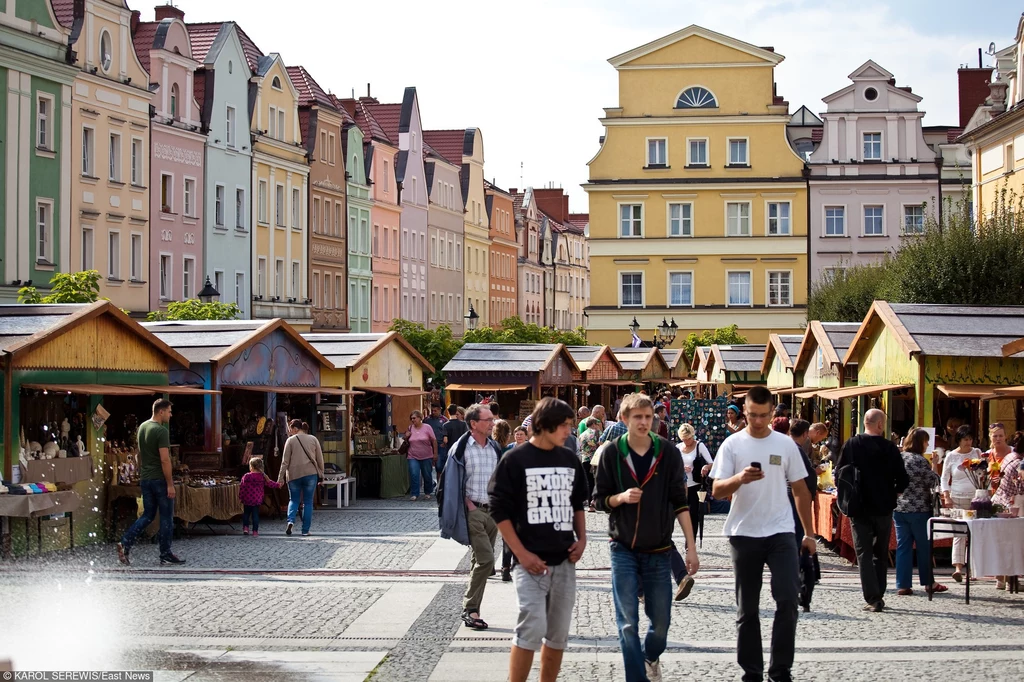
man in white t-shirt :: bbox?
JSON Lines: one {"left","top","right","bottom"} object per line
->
{"left": 709, "top": 385, "right": 816, "bottom": 682}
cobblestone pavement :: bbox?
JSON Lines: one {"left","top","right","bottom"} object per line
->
{"left": 1, "top": 499, "right": 1021, "bottom": 681}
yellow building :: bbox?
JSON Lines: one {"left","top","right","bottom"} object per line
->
{"left": 584, "top": 26, "right": 808, "bottom": 347}
{"left": 249, "top": 52, "right": 310, "bottom": 327}
{"left": 960, "top": 15, "right": 1024, "bottom": 218}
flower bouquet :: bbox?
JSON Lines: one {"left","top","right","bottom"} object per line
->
{"left": 961, "top": 458, "right": 991, "bottom": 492}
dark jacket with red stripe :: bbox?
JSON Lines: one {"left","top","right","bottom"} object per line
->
{"left": 595, "top": 433, "right": 689, "bottom": 553}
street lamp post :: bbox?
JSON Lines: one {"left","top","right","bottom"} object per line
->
{"left": 198, "top": 276, "right": 220, "bottom": 304}
{"left": 465, "top": 303, "right": 480, "bottom": 332}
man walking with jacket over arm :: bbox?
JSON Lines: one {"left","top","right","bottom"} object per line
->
{"left": 595, "top": 393, "right": 699, "bottom": 682}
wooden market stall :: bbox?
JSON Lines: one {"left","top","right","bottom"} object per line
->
{"left": 659, "top": 348, "right": 692, "bottom": 383}
{"left": 443, "top": 343, "right": 580, "bottom": 421}
{"left": 842, "top": 302, "right": 1024, "bottom": 447}
{"left": 566, "top": 345, "right": 626, "bottom": 409}
{"left": 0, "top": 302, "right": 211, "bottom": 556}
{"left": 691, "top": 346, "right": 713, "bottom": 398}
{"left": 304, "top": 332, "right": 432, "bottom": 499}
{"left": 761, "top": 333, "right": 804, "bottom": 394}
{"left": 706, "top": 344, "right": 767, "bottom": 399}
{"left": 611, "top": 347, "right": 672, "bottom": 402}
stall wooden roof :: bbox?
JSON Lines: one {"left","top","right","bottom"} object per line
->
{"left": 143, "top": 319, "right": 334, "bottom": 369}
{"left": 659, "top": 348, "right": 691, "bottom": 377}
{"left": 844, "top": 302, "right": 1024, "bottom": 365}
{"left": 444, "top": 343, "right": 579, "bottom": 374}
{"left": 760, "top": 334, "right": 805, "bottom": 375}
{"left": 611, "top": 347, "right": 669, "bottom": 374}
{"left": 710, "top": 344, "right": 768, "bottom": 374}
{"left": 794, "top": 321, "right": 861, "bottom": 372}
{"left": 691, "top": 345, "right": 711, "bottom": 374}
{"left": 0, "top": 301, "right": 188, "bottom": 367}
{"left": 302, "top": 332, "right": 434, "bottom": 373}
{"left": 566, "top": 345, "right": 623, "bottom": 372}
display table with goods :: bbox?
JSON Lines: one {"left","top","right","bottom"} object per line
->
{"left": 930, "top": 510, "right": 1024, "bottom": 601}
{"left": 0, "top": 488, "right": 81, "bottom": 558}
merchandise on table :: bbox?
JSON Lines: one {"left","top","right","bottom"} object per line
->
{"left": 669, "top": 396, "right": 730, "bottom": 454}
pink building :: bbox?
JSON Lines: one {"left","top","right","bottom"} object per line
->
{"left": 133, "top": 6, "right": 206, "bottom": 312}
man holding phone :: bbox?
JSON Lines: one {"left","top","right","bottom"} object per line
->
{"left": 710, "top": 385, "right": 815, "bottom": 682}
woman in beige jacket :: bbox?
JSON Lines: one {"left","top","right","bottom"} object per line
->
{"left": 277, "top": 419, "right": 324, "bottom": 536}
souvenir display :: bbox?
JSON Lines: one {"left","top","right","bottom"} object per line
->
{"left": 670, "top": 396, "right": 730, "bottom": 455}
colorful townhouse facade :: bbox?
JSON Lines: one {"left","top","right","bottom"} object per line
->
{"left": 512, "top": 187, "right": 545, "bottom": 326}
{"left": 960, "top": 13, "right": 1024, "bottom": 220}
{"left": 249, "top": 50, "right": 311, "bottom": 326}
{"left": 461, "top": 128, "right": 490, "bottom": 327}
{"left": 425, "top": 138, "right": 465, "bottom": 334}
{"left": 534, "top": 187, "right": 589, "bottom": 330}
{"left": 485, "top": 182, "right": 518, "bottom": 325}
{"left": 59, "top": 0, "right": 153, "bottom": 315}
{"left": 585, "top": 25, "right": 808, "bottom": 346}
{"left": 0, "top": 0, "right": 77, "bottom": 302}
{"left": 134, "top": 6, "right": 206, "bottom": 314}
{"left": 187, "top": 20, "right": 256, "bottom": 318}
{"left": 341, "top": 105, "right": 371, "bottom": 333}
{"left": 807, "top": 61, "right": 939, "bottom": 283}
{"left": 289, "top": 65, "right": 347, "bottom": 331}
{"left": 344, "top": 97, "right": 400, "bottom": 333}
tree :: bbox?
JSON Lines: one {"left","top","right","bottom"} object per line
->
{"left": 807, "top": 190, "right": 1024, "bottom": 322}
{"left": 147, "top": 299, "right": 241, "bottom": 321}
{"left": 389, "top": 319, "right": 462, "bottom": 383}
{"left": 466, "top": 317, "right": 588, "bottom": 346}
{"left": 682, "top": 324, "right": 747, "bottom": 361}
{"left": 18, "top": 270, "right": 103, "bottom": 304}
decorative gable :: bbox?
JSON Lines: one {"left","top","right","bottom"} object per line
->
{"left": 609, "top": 25, "right": 783, "bottom": 69}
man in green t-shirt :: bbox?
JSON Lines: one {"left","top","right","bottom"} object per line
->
{"left": 117, "top": 399, "right": 185, "bottom": 566}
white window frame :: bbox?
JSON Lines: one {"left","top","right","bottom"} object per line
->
{"left": 274, "top": 258, "right": 284, "bottom": 297}
{"left": 291, "top": 187, "right": 300, "bottom": 229}
{"left": 726, "top": 270, "right": 753, "bottom": 307}
{"left": 667, "top": 270, "right": 694, "bottom": 307}
{"left": 726, "top": 137, "right": 749, "bottom": 166}
{"left": 667, "top": 202, "right": 693, "bottom": 237}
{"left": 275, "top": 183, "right": 285, "bottom": 227}
{"left": 257, "top": 180, "right": 268, "bottom": 224}
{"left": 235, "top": 272, "right": 246, "bottom": 312}
{"left": 291, "top": 260, "right": 301, "bottom": 297}
{"left": 36, "top": 93, "right": 54, "bottom": 151}
{"left": 35, "top": 199, "right": 53, "bottom": 263}
{"left": 214, "top": 270, "right": 224, "bottom": 304}
{"left": 160, "top": 173, "right": 173, "bottom": 213}
{"left": 863, "top": 204, "right": 885, "bottom": 237}
{"left": 328, "top": 133, "right": 336, "bottom": 165}
{"left": 646, "top": 137, "right": 668, "bottom": 167}
{"left": 257, "top": 257, "right": 267, "bottom": 297}
{"left": 686, "top": 137, "right": 709, "bottom": 167}
{"left": 226, "top": 105, "right": 236, "bottom": 147}
{"left": 619, "top": 271, "right": 644, "bottom": 307}
{"left": 214, "top": 184, "right": 225, "bottom": 227}
{"left": 324, "top": 272, "right": 331, "bottom": 308}
{"left": 130, "top": 137, "right": 143, "bottom": 186}
{"left": 81, "top": 126, "right": 95, "bottom": 176}
{"left": 159, "top": 253, "right": 172, "bottom": 299}
{"left": 312, "top": 198, "right": 320, "bottom": 235}
{"left": 182, "top": 256, "right": 194, "bottom": 300}
{"left": 902, "top": 203, "right": 926, "bottom": 235}
{"left": 129, "top": 232, "right": 143, "bottom": 281}
{"left": 618, "top": 202, "right": 644, "bottom": 238}
{"left": 823, "top": 205, "right": 846, "bottom": 237}
{"left": 863, "top": 132, "right": 882, "bottom": 161}
{"left": 765, "top": 200, "right": 791, "bottom": 236}
{"left": 725, "top": 201, "right": 752, "bottom": 237}
{"left": 766, "top": 270, "right": 793, "bottom": 307}
{"left": 108, "top": 131, "right": 121, "bottom": 182}
{"left": 108, "top": 231, "right": 121, "bottom": 280}
{"left": 183, "top": 176, "right": 196, "bottom": 218}
{"left": 312, "top": 270, "right": 320, "bottom": 307}
{"left": 268, "top": 105, "right": 277, "bottom": 139}
{"left": 81, "top": 226, "right": 94, "bottom": 271}
{"left": 99, "top": 29, "right": 112, "bottom": 73}
{"left": 236, "top": 188, "right": 246, "bottom": 230}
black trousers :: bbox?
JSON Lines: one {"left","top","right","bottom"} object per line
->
{"left": 850, "top": 514, "right": 892, "bottom": 605}
{"left": 729, "top": 533, "right": 800, "bottom": 682}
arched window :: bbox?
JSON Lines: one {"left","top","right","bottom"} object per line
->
{"left": 676, "top": 86, "right": 717, "bottom": 109}
{"left": 272, "top": 76, "right": 282, "bottom": 89}
{"left": 170, "top": 83, "right": 179, "bottom": 119}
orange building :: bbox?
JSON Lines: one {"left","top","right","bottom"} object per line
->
{"left": 486, "top": 182, "right": 518, "bottom": 324}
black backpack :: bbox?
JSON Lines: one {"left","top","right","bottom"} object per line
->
{"left": 835, "top": 452, "right": 863, "bottom": 517}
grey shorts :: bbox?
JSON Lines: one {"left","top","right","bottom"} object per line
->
{"left": 512, "top": 561, "right": 577, "bottom": 651}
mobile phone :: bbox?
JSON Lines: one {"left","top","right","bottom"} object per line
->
{"left": 750, "top": 462, "right": 762, "bottom": 470}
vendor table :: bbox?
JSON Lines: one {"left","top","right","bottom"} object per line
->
{"left": 0, "top": 491, "right": 81, "bottom": 558}
{"left": 931, "top": 516, "right": 1024, "bottom": 603}
{"left": 350, "top": 454, "right": 410, "bottom": 499}
{"left": 23, "top": 457, "right": 94, "bottom": 485}
{"left": 108, "top": 482, "right": 243, "bottom": 533}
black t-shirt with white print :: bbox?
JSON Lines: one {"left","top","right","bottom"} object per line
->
{"left": 487, "top": 442, "right": 589, "bottom": 565}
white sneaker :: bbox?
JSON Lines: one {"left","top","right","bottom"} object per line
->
{"left": 645, "top": 659, "right": 662, "bottom": 682}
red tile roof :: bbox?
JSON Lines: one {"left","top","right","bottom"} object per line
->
{"left": 331, "top": 96, "right": 356, "bottom": 126}
{"left": 363, "top": 103, "right": 402, "bottom": 144}
{"left": 193, "top": 69, "right": 207, "bottom": 112}
{"left": 186, "top": 22, "right": 262, "bottom": 73}
{"left": 298, "top": 109, "right": 312, "bottom": 151}
{"left": 348, "top": 100, "right": 390, "bottom": 143}
{"left": 566, "top": 213, "right": 589, "bottom": 232}
{"left": 423, "top": 130, "right": 465, "bottom": 167}
{"left": 132, "top": 22, "right": 160, "bottom": 75}
{"left": 286, "top": 65, "right": 335, "bottom": 110}
{"left": 512, "top": 191, "right": 525, "bottom": 215}
{"left": 52, "top": 0, "right": 74, "bottom": 28}
{"left": 947, "top": 128, "right": 964, "bottom": 143}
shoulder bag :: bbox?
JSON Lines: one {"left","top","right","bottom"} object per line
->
{"left": 295, "top": 435, "right": 322, "bottom": 484}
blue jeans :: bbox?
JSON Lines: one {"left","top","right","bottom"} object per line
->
{"left": 121, "top": 478, "right": 174, "bottom": 557}
{"left": 242, "top": 505, "right": 260, "bottom": 532}
{"left": 436, "top": 446, "right": 448, "bottom": 475}
{"left": 610, "top": 542, "right": 672, "bottom": 682}
{"left": 408, "top": 458, "right": 435, "bottom": 497}
{"left": 287, "top": 474, "right": 318, "bottom": 533}
{"left": 893, "top": 511, "right": 934, "bottom": 588}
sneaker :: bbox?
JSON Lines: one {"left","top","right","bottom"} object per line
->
{"left": 423, "top": 494, "right": 432, "bottom": 500}
{"left": 897, "top": 588, "right": 913, "bottom": 596}
{"left": 768, "top": 674, "right": 794, "bottom": 682}
{"left": 674, "top": 575, "right": 694, "bottom": 601}
{"left": 252, "top": 531, "right": 259, "bottom": 538}
{"left": 116, "top": 542, "right": 130, "bottom": 566}
{"left": 286, "top": 522, "right": 293, "bottom": 536}
{"left": 160, "top": 553, "right": 186, "bottom": 565}
{"left": 242, "top": 526, "right": 249, "bottom": 535}
{"left": 501, "top": 568, "right": 512, "bottom": 582}
{"left": 301, "top": 531, "right": 310, "bottom": 536}
{"left": 410, "top": 495, "right": 418, "bottom": 501}
{"left": 645, "top": 659, "right": 663, "bottom": 682}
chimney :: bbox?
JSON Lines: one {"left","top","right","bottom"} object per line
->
{"left": 154, "top": 3, "right": 184, "bottom": 22}
{"left": 958, "top": 65, "right": 995, "bottom": 127}
{"left": 130, "top": 9, "right": 141, "bottom": 33}
{"left": 533, "top": 188, "right": 570, "bottom": 222}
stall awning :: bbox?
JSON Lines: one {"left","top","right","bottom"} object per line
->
{"left": 221, "top": 385, "right": 343, "bottom": 395}
{"left": 936, "top": 385, "right": 1006, "bottom": 399}
{"left": 979, "top": 386, "right": 1024, "bottom": 400}
{"left": 816, "top": 383, "right": 912, "bottom": 400}
{"left": 771, "top": 386, "right": 820, "bottom": 396}
{"left": 120, "top": 385, "right": 221, "bottom": 395}
{"left": 445, "top": 383, "right": 530, "bottom": 392}
{"left": 21, "top": 383, "right": 155, "bottom": 396}
{"left": 671, "top": 380, "right": 699, "bottom": 387}
{"left": 594, "top": 380, "right": 644, "bottom": 387}
{"left": 360, "top": 386, "right": 428, "bottom": 397}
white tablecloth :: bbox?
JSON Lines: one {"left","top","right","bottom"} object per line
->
{"left": 964, "top": 518, "right": 1024, "bottom": 577}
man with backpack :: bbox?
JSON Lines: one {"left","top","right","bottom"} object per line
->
{"left": 835, "top": 408, "right": 909, "bottom": 612}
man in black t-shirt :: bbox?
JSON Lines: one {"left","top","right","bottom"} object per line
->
{"left": 489, "top": 397, "right": 588, "bottom": 682}
{"left": 440, "top": 405, "right": 468, "bottom": 473}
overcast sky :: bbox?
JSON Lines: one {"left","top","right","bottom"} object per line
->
{"left": 166, "top": 0, "right": 1021, "bottom": 212}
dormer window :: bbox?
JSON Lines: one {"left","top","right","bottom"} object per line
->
{"left": 170, "top": 83, "right": 179, "bottom": 119}
{"left": 99, "top": 30, "right": 112, "bottom": 73}
{"left": 864, "top": 87, "right": 878, "bottom": 101}
{"left": 676, "top": 86, "right": 717, "bottom": 109}
{"left": 272, "top": 76, "right": 282, "bottom": 90}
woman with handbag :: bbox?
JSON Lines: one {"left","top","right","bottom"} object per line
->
{"left": 277, "top": 419, "right": 324, "bottom": 536}
{"left": 404, "top": 411, "right": 438, "bottom": 501}
{"left": 669, "top": 423, "right": 713, "bottom": 600}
